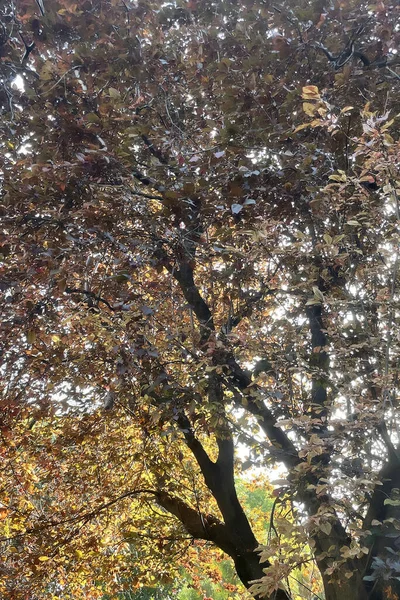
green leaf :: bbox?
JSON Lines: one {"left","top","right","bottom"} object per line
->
{"left": 108, "top": 87, "right": 121, "bottom": 98}
{"left": 384, "top": 499, "right": 400, "bottom": 506}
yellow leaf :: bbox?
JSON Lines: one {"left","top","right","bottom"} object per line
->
{"left": 381, "top": 118, "right": 394, "bottom": 131}
{"left": 301, "top": 85, "right": 320, "bottom": 100}
{"left": 51, "top": 335, "right": 61, "bottom": 343}
{"left": 303, "top": 102, "right": 316, "bottom": 116}
{"left": 329, "top": 171, "right": 347, "bottom": 182}
{"left": 293, "top": 123, "right": 310, "bottom": 133}
{"left": 39, "top": 63, "right": 55, "bottom": 81}
{"left": 340, "top": 106, "right": 354, "bottom": 114}
{"left": 27, "top": 330, "right": 36, "bottom": 345}
{"left": 39, "top": 556, "right": 51, "bottom": 561}
{"left": 384, "top": 133, "right": 394, "bottom": 145}
{"left": 361, "top": 101, "right": 372, "bottom": 116}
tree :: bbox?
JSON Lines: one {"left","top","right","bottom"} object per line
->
{"left": 1, "top": 0, "right": 400, "bottom": 598}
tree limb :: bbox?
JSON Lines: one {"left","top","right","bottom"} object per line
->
{"left": 169, "top": 261, "right": 214, "bottom": 343}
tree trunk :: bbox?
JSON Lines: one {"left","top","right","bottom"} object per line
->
{"left": 232, "top": 550, "right": 289, "bottom": 600}
{"left": 362, "top": 455, "right": 400, "bottom": 600}
{"left": 320, "top": 573, "right": 369, "bottom": 600}
{"left": 195, "top": 438, "right": 291, "bottom": 599}
{"left": 157, "top": 488, "right": 290, "bottom": 599}
{"left": 321, "top": 570, "right": 400, "bottom": 600}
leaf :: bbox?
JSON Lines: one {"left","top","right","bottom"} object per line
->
{"left": 39, "top": 556, "right": 51, "bottom": 562}
{"left": 310, "top": 118, "right": 324, "bottom": 127}
{"left": 312, "top": 286, "right": 324, "bottom": 302}
{"left": 58, "top": 278, "right": 67, "bottom": 293}
{"left": 39, "top": 63, "right": 55, "bottom": 81}
{"left": 384, "top": 499, "right": 400, "bottom": 506}
{"left": 26, "top": 330, "right": 36, "bottom": 344}
{"left": 86, "top": 113, "right": 101, "bottom": 123}
{"left": 303, "top": 102, "right": 317, "bottom": 116}
{"left": 231, "top": 203, "right": 243, "bottom": 214}
{"left": 293, "top": 122, "right": 310, "bottom": 133}
{"left": 384, "top": 133, "right": 394, "bottom": 145}
{"left": 306, "top": 298, "right": 321, "bottom": 305}
{"left": 340, "top": 106, "right": 354, "bottom": 114}
{"left": 320, "top": 522, "right": 332, "bottom": 535}
{"left": 214, "top": 151, "right": 225, "bottom": 158}
{"left": 344, "top": 571, "right": 354, "bottom": 579}
{"left": 164, "top": 191, "right": 180, "bottom": 200}
{"left": 301, "top": 85, "right": 320, "bottom": 100}
{"left": 108, "top": 87, "right": 120, "bottom": 98}
{"left": 381, "top": 118, "right": 394, "bottom": 131}
{"left": 329, "top": 171, "right": 347, "bottom": 182}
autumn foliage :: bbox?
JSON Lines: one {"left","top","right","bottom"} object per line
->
{"left": 1, "top": 0, "right": 400, "bottom": 599}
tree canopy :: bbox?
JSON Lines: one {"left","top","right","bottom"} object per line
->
{"left": 1, "top": 0, "right": 400, "bottom": 599}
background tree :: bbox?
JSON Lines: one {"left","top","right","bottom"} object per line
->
{"left": 1, "top": 0, "right": 400, "bottom": 599}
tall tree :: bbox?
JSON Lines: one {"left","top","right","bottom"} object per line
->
{"left": 1, "top": 0, "right": 400, "bottom": 598}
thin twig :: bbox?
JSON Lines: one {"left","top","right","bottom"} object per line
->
{"left": 386, "top": 66, "right": 400, "bottom": 81}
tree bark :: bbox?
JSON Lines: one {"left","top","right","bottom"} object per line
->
{"left": 180, "top": 421, "right": 291, "bottom": 598}
{"left": 167, "top": 253, "right": 400, "bottom": 600}
{"left": 361, "top": 453, "right": 400, "bottom": 600}
{"left": 156, "top": 489, "right": 289, "bottom": 599}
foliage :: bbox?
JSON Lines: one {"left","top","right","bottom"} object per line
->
{"left": 1, "top": 0, "right": 400, "bottom": 599}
